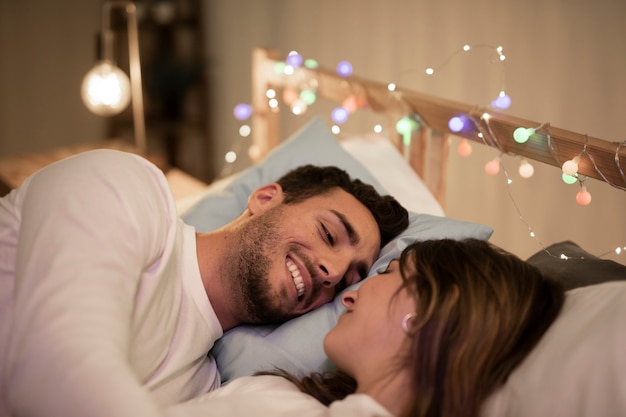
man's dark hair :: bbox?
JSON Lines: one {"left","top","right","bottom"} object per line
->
{"left": 276, "top": 165, "right": 409, "bottom": 248}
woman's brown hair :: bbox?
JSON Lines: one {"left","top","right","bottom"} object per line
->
{"left": 399, "top": 238, "right": 564, "bottom": 417}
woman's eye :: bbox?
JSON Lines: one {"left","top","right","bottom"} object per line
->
{"left": 377, "top": 259, "right": 399, "bottom": 274}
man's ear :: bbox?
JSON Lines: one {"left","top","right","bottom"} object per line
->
{"left": 247, "top": 183, "right": 284, "bottom": 215}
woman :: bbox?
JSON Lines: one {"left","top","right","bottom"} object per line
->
{"left": 166, "top": 238, "right": 565, "bottom": 417}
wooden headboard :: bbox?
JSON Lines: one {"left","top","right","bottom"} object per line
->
{"left": 250, "top": 47, "right": 626, "bottom": 208}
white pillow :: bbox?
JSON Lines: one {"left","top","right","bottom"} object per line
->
{"left": 339, "top": 132, "right": 444, "bottom": 216}
{"left": 482, "top": 281, "right": 626, "bottom": 417}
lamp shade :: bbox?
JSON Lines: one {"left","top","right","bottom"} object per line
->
{"left": 81, "top": 60, "right": 131, "bottom": 116}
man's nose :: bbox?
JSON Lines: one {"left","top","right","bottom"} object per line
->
{"left": 317, "top": 253, "right": 349, "bottom": 288}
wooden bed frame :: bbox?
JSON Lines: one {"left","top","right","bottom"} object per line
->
{"left": 250, "top": 47, "right": 626, "bottom": 208}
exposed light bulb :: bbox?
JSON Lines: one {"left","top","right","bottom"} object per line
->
{"left": 81, "top": 61, "right": 131, "bottom": 116}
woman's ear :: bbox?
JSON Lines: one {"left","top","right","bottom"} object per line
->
{"left": 247, "top": 183, "right": 284, "bottom": 214}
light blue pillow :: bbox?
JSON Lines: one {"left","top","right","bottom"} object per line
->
{"left": 181, "top": 116, "right": 493, "bottom": 383}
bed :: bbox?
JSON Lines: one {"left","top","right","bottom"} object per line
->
{"left": 175, "top": 47, "right": 626, "bottom": 416}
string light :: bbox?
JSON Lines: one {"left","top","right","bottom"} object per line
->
{"left": 457, "top": 138, "right": 473, "bottom": 157}
{"left": 299, "top": 89, "right": 317, "bottom": 105}
{"left": 518, "top": 158, "right": 534, "bottom": 178}
{"left": 303, "top": 58, "right": 319, "bottom": 69}
{"left": 336, "top": 60, "right": 353, "bottom": 77}
{"left": 224, "top": 151, "right": 237, "bottom": 164}
{"left": 226, "top": 50, "right": 625, "bottom": 262}
{"left": 331, "top": 107, "right": 349, "bottom": 124}
{"left": 491, "top": 91, "right": 511, "bottom": 109}
{"left": 286, "top": 50, "right": 303, "bottom": 67}
{"left": 396, "top": 114, "right": 421, "bottom": 146}
{"left": 576, "top": 184, "right": 592, "bottom": 206}
{"left": 562, "top": 155, "right": 580, "bottom": 176}
{"left": 238, "top": 124, "right": 251, "bottom": 137}
{"left": 485, "top": 156, "right": 501, "bottom": 175}
{"left": 448, "top": 116, "right": 465, "bottom": 132}
{"left": 233, "top": 103, "right": 252, "bottom": 121}
{"left": 513, "top": 127, "right": 535, "bottom": 143}
{"left": 342, "top": 96, "right": 360, "bottom": 113}
{"left": 291, "top": 99, "right": 306, "bottom": 115}
{"left": 562, "top": 173, "right": 578, "bottom": 185}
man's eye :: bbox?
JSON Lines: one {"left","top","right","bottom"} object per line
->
{"left": 322, "top": 224, "right": 334, "bottom": 245}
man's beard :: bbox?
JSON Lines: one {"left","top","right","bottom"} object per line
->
{"left": 228, "top": 205, "right": 292, "bottom": 324}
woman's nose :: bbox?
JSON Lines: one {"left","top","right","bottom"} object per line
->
{"left": 341, "top": 290, "right": 357, "bottom": 308}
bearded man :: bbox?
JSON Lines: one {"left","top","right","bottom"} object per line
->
{"left": 0, "top": 149, "right": 408, "bottom": 417}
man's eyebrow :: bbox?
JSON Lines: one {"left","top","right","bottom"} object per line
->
{"left": 330, "top": 209, "right": 360, "bottom": 246}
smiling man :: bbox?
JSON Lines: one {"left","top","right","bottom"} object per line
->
{"left": 0, "top": 151, "right": 408, "bottom": 417}
{"left": 203, "top": 168, "right": 386, "bottom": 328}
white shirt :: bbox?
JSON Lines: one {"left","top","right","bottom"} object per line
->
{"left": 0, "top": 150, "right": 222, "bottom": 417}
{"left": 165, "top": 375, "right": 394, "bottom": 417}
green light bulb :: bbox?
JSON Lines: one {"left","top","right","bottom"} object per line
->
{"left": 513, "top": 127, "right": 533, "bottom": 143}
{"left": 299, "top": 89, "right": 317, "bottom": 105}
{"left": 562, "top": 173, "right": 578, "bottom": 185}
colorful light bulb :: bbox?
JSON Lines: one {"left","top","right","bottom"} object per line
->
{"left": 513, "top": 127, "right": 534, "bottom": 143}
{"left": 562, "top": 173, "right": 578, "bottom": 185}
{"left": 457, "top": 139, "right": 472, "bottom": 157}
{"left": 396, "top": 116, "right": 420, "bottom": 146}
{"left": 485, "top": 158, "right": 500, "bottom": 175}
{"left": 286, "top": 51, "right": 303, "bottom": 67}
{"left": 576, "top": 186, "right": 592, "bottom": 206}
{"left": 233, "top": 103, "right": 252, "bottom": 120}
{"left": 518, "top": 159, "right": 534, "bottom": 178}
{"left": 336, "top": 61, "right": 353, "bottom": 77}
{"left": 331, "top": 107, "right": 349, "bottom": 124}
{"left": 562, "top": 156, "right": 580, "bottom": 176}
{"left": 448, "top": 116, "right": 465, "bottom": 132}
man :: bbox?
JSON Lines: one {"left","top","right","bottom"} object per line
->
{"left": 0, "top": 149, "right": 407, "bottom": 417}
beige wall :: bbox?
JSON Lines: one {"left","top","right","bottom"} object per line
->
{"left": 1, "top": 0, "right": 624, "bottom": 264}
{"left": 202, "top": 0, "right": 626, "bottom": 265}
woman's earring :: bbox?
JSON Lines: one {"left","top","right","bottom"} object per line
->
{"left": 401, "top": 312, "right": 416, "bottom": 334}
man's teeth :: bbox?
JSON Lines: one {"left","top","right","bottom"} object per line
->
{"left": 287, "top": 259, "right": 305, "bottom": 298}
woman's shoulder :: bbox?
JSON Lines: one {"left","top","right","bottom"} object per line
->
{"left": 329, "top": 393, "right": 394, "bottom": 417}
